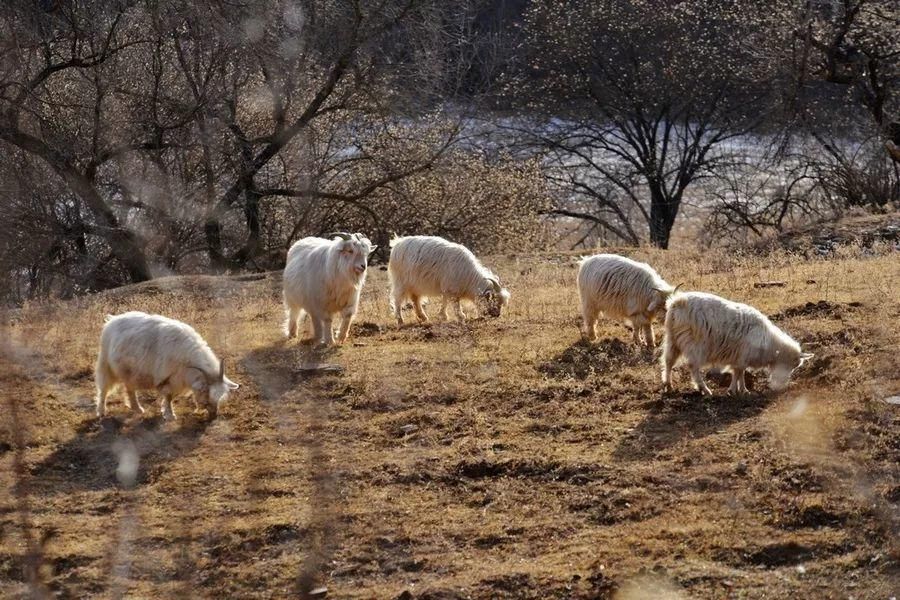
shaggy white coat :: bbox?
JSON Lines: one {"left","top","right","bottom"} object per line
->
{"left": 388, "top": 235, "right": 510, "bottom": 323}
{"left": 95, "top": 311, "right": 239, "bottom": 420}
{"left": 577, "top": 254, "right": 675, "bottom": 348}
{"left": 283, "top": 233, "right": 376, "bottom": 345}
{"left": 661, "top": 291, "right": 813, "bottom": 395}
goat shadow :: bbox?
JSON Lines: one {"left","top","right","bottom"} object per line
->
{"left": 612, "top": 383, "right": 774, "bottom": 462}
{"left": 240, "top": 338, "right": 343, "bottom": 403}
{"left": 29, "top": 411, "right": 212, "bottom": 495}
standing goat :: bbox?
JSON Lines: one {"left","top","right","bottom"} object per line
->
{"left": 95, "top": 311, "right": 239, "bottom": 420}
{"left": 577, "top": 254, "right": 677, "bottom": 348}
{"left": 388, "top": 235, "right": 510, "bottom": 324}
{"left": 661, "top": 291, "right": 814, "bottom": 395}
{"left": 283, "top": 232, "right": 376, "bottom": 345}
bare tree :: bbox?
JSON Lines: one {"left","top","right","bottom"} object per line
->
{"left": 0, "top": 0, "right": 499, "bottom": 298}
{"left": 503, "top": 0, "right": 770, "bottom": 249}
{"left": 0, "top": 1, "right": 160, "bottom": 282}
{"left": 780, "top": 0, "right": 899, "bottom": 155}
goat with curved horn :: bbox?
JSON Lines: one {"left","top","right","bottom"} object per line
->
{"left": 284, "top": 231, "right": 378, "bottom": 345}
{"left": 662, "top": 291, "right": 814, "bottom": 396}
{"left": 94, "top": 311, "right": 239, "bottom": 421}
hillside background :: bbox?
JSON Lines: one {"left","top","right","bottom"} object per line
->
{"left": 0, "top": 0, "right": 897, "bottom": 303}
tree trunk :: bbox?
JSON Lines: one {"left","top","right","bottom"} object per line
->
{"left": 0, "top": 124, "right": 153, "bottom": 283}
{"left": 231, "top": 190, "right": 262, "bottom": 266}
{"left": 648, "top": 186, "right": 677, "bottom": 249}
{"left": 58, "top": 164, "right": 152, "bottom": 282}
{"left": 204, "top": 219, "right": 226, "bottom": 272}
{"left": 104, "top": 228, "right": 152, "bottom": 283}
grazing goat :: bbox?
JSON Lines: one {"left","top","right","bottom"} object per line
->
{"left": 283, "top": 232, "right": 376, "bottom": 345}
{"left": 577, "top": 254, "right": 677, "bottom": 348}
{"left": 95, "top": 312, "right": 239, "bottom": 420}
{"left": 388, "top": 235, "right": 510, "bottom": 324}
{"left": 661, "top": 291, "right": 813, "bottom": 395}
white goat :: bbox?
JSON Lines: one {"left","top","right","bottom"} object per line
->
{"left": 577, "top": 254, "right": 677, "bottom": 348}
{"left": 283, "top": 232, "right": 376, "bottom": 345}
{"left": 388, "top": 235, "right": 510, "bottom": 324}
{"left": 661, "top": 291, "right": 814, "bottom": 395}
{"left": 95, "top": 311, "right": 239, "bottom": 420}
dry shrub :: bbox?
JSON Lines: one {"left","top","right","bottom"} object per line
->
{"left": 381, "top": 150, "right": 553, "bottom": 253}
{"left": 257, "top": 119, "right": 555, "bottom": 259}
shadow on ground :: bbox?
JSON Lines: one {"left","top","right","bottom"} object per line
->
{"left": 612, "top": 391, "right": 774, "bottom": 461}
{"left": 241, "top": 339, "right": 343, "bottom": 402}
{"left": 30, "top": 413, "right": 212, "bottom": 494}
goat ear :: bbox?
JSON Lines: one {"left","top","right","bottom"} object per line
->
{"left": 187, "top": 367, "right": 210, "bottom": 391}
{"left": 368, "top": 245, "right": 378, "bottom": 254}
{"left": 224, "top": 376, "right": 240, "bottom": 391}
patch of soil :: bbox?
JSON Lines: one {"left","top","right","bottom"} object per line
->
{"left": 715, "top": 542, "right": 815, "bottom": 567}
{"left": 472, "top": 534, "right": 508, "bottom": 549}
{"left": 351, "top": 321, "right": 383, "bottom": 337}
{"left": 374, "top": 461, "right": 437, "bottom": 486}
{"left": 478, "top": 573, "right": 538, "bottom": 597}
{"left": 722, "top": 540, "right": 855, "bottom": 568}
{"left": 773, "top": 300, "right": 850, "bottom": 320}
{"left": 415, "top": 589, "right": 470, "bottom": 600}
{"left": 772, "top": 465, "right": 828, "bottom": 493}
{"left": 539, "top": 338, "right": 643, "bottom": 380}
{"left": 51, "top": 554, "right": 95, "bottom": 574}
{"left": 452, "top": 458, "right": 604, "bottom": 485}
{"left": 798, "top": 353, "right": 837, "bottom": 381}
{"left": 205, "top": 524, "right": 308, "bottom": 564}
{"left": 386, "top": 322, "right": 477, "bottom": 343}
{"left": 884, "top": 485, "right": 900, "bottom": 503}
{"left": 777, "top": 504, "right": 849, "bottom": 530}
{"left": 569, "top": 488, "right": 664, "bottom": 526}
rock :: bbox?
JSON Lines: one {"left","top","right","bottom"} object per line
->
{"left": 399, "top": 424, "right": 419, "bottom": 435}
{"left": 753, "top": 281, "right": 786, "bottom": 288}
{"left": 309, "top": 586, "right": 328, "bottom": 597}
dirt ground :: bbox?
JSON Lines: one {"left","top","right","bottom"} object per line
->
{"left": 1, "top": 245, "right": 898, "bottom": 598}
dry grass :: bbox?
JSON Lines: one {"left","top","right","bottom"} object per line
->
{"left": 1, "top": 246, "right": 898, "bottom": 598}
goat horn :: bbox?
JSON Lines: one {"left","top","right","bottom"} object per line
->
{"left": 325, "top": 232, "right": 352, "bottom": 240}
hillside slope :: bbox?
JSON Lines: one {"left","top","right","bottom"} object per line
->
{"left": 1, "top": 248, "right": 898, "bottom": 598}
